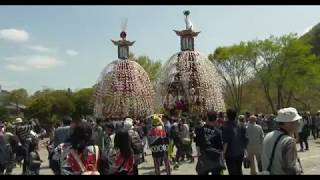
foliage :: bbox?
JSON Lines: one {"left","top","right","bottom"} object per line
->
{"left": 72, "top": 88, "right": 94, "bottom": 119}
{"left": 208, "top": 42, "right": 256, "bottom": 113}
{"left": 9, "top": 88, "right": 28, "bottom": 105}
{"left": 301, "top": 22, "right": 320, "bottom": 56}
{"left": 210, "top": 33, "right": 320, "bottom": 114}
{"left": 130, "top": 53, "right": 162, "bottom": 82}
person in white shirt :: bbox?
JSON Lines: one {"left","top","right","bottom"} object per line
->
{"left": 246, "top": 115, "right": 264, "bottom": 175}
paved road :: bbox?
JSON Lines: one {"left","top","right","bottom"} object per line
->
{"left": 12, "top": 138, "right": 320, "bottom": 175}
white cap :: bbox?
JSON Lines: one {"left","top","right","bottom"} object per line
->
{"left": 123, "top": 118, "right": 133, "bottom": 130}
{"left": 15, "top": 117, "right": 23, "bottom": 124}
{"left": 275, "top": 107, "right": 302, "bottom": 123}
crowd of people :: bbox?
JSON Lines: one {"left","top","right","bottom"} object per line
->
{"left": 1, "top": 108, "right": 320, "bottom": 175}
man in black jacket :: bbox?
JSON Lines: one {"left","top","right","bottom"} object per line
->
{"left": 222, "top": 109, "right": 248, "bottom": 175}
{"left": 195, "top": 111, "right": 225, "bottom": 175}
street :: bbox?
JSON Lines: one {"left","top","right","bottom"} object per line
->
{"left": 11, "top": 138, "right": 320, "bottom": 175}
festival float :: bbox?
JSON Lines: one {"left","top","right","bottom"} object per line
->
{"left": 94, "top": 25, "right": 154, "bottom": 120}
{"left": 158, "top": 10, "right": 225, "bottom": 115}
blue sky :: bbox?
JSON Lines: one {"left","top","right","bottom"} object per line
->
{"left": 1, "top": 5, "right": 320, "bottom": 94}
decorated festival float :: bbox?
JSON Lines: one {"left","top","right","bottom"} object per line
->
{"left": 157, "top": 11, "right": 225, "bottom": 116}
{"left": 93, "top": 26, "right": 154, "bottom": 120}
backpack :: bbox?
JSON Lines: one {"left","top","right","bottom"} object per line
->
{"left": 0, "top": 134, "right": 11, "bottom": 167}
{"left": 70, "top": 145, "right": 100, "bottom": 175}
{"left": 130, "top": 130, "right": 143, "bottom": 154}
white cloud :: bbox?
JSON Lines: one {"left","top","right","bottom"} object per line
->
{"left": 26, "top": 56, "right": 64, "bottom": 69}
{"left": 0, "top": 29, "right": 29, "bottom": 42}
{"left": 27, "top": 45, "right": 56, "bottom": 53}
{"left": 66, "top": 49, "right": 78, "bottom": 56}
{"left": 4, "top": 55, "right": 64, "bottom": 71}
{"left": 4, "top": 56, "right": 28, "bottom": 62}
{"left": 5, "top": 64, "right": 29, "bottom": 71}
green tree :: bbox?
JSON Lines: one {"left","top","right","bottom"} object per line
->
{"left": 49, "top": 90, "right": 75, "bottom": 118}
{"left": 130, "top": 53, "right": 162, "bottom": 82}
{"left": 0, "top": 106, "right": 9, "bottom": 120}
{"left": 9, "top": 88, "right": 28, "bottom": 106}
{"left": 208, "top": 42, "right": 254, "bottom": 113}
{"left": 25, "top": 94, "right": 52, "bottom": 124}
{"left": 72, "top": 88, "right": 94, "bottom": 119}
{"left": 301, "top": 22, "right": 320, "bottom": 56}
{"left": 25, "top": 89, "right": 75, "bottom": 126}
{"left": 250, "top": 34, "right": 318, "bottom": 112}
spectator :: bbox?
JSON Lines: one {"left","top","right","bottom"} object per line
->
{"left": 123, "top": 118, "right": 143, "bottom": 175}
{"left": 315, "top": 111, "right": 320, "bottom": 139}
{"left": 180, "top": 117, "right": 194, "bottom": 163}
{"left": 222, "top": 109, "right": 248, "bottom": 175}
{"left": 194, "top": 116, "right": 205, "bottom": 157}
{"left": 246, "top": 115, "right": 264, "bottom": 174}
{"left": 217, "top": 112, "right": 225, "bottom": 129}
{"left": 162, "top": 115, "right": 174, "bottom": 162}
{"left": 298, "top": 115, "right": 310, "bottom": 152}
{"left": 148, "top": 114, "right": 171, "bottom": 175}
{"left": 170, "top": 117, "right": 182, "bottom": 169}
{"left": 0, "top": 123, "right": 19, "bottom": 175}
{"left": 49, "top": 116, "right": 76, "bottom": 174}
{"left": 266, "top": 114, "right": 277, "bottom": 133}
{"left": 90, "top": 118, "right": 105, "bottom": 150}
{"left": 14, "top": 117, "right": 36, "bottom": 174}
{"left": 245, "top": 112, "right": 251, "bottom": 124}
{"left": 112, "top": 129, "right": 134, "bottom": 175}
{"left": 27, "top": 138, "right": 43, "bottom": 175}
{"left": 238, "top": 115, "right": 246, "bottom": 128}
{"left": 195, "top": 111, "right": 225, "bottom": 175}
{"left": 52, "top": 122, "right": 108, "bottom": 175}
{"left": 261, "top": 107, "right": 303, "bottom": 175}
{"left": 53, "top": 116, "right": 72, "bottom": 148}
{"left": 103, "top": 122, "right": 116, "bottom": 174}
{"left": 256, "top": 114, "right": 264, "bottom": 125}
{"left": 311, "top": 113, "right": 318, "bottom": 140}
{"left": 0, "top": 121, "right": 12, "bottom": 175}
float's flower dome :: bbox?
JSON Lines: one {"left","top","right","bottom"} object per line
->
{"left": 157, "top": 11, "right": 225, "bottom": 114}
{"left": 94, "top": 31, "right": 154, "bottom": 119}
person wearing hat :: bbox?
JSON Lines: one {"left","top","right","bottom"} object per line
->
{"left": 123, "top": 117, "right": 143, "bottom": 175}
{"left": 148, "top": 114, "right": 171, "bottom": 175}
{"left": 14, "top": 117, "right": 37, "bottom": 174}
{"left": 261, "top": 107, "right": 303, "bottom": 175}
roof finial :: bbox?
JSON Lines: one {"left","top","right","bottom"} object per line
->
{"left": 120, "top": 18, "right": 128, "bottom": 40}
{"left": 183, "top": 10, "right": 193, "bottom": 30}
